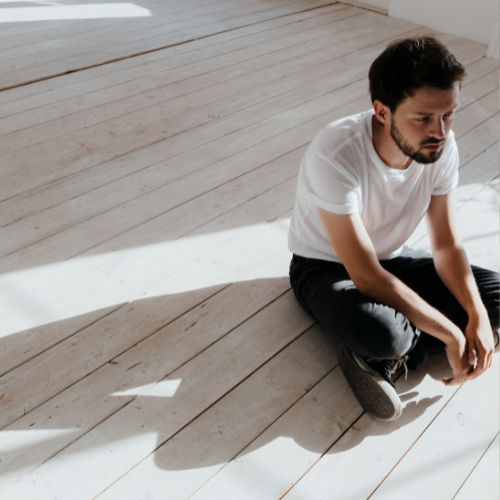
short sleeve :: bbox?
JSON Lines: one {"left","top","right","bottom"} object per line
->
{"left": 431, "top": 134, "right": 459, "bottom": 196}
{"left": 299, "top": 148, "right": 361, "bottom": 215}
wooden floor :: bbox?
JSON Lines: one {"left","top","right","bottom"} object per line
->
{"left": 0, "top": 1, "right": 499, "bottom": 498}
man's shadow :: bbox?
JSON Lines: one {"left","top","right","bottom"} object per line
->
{"left": 148, "top": 351, "right": 448, "bottom": 474}
{"left": 1, "top": 277, "right": 452, "bottom": 492}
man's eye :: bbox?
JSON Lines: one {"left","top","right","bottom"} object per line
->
{"left": 418, "top": 117, "right": 429, "bottom": 122}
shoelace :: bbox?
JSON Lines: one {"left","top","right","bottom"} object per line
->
{"left": 386, "top": 355, "right": 409, "bottom": 381}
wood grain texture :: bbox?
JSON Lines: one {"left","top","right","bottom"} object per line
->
{"left": 453, "top": 434, "right": 500, "bottom": 500}
{"left": 369, "top": 358, "right": 499, "bottom": 500}
{"left": 0, "top": 0, "right": 333, "bottom": 90}
{"left": 0, "top": 4, "right": 498, "bottom": 499}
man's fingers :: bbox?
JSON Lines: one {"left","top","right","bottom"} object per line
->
{"left": 475, "top": 346, "right": 492, "bottom": 372}
{"left": 443, "top": 376, "right": 465, "bottom": 386}
{"left": 486, "top": 352, "right": 493, "bottom": 369}
{"left": 468, "top": 346, "right": 478, "bottom": 366}
{"left": 468, "top": 361, "right": 487, "bottom": 379}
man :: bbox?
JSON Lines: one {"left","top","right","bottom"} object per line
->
{"left": 288, "top": 36, "right": 499, "bottom": 421}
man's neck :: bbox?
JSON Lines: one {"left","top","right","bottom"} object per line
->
{"left": 372, "top": 115, "right": 411, "bottom": 170}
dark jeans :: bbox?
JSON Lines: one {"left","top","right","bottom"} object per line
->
{"left": 289, "top": 254, "right": 499, "bottom": 370}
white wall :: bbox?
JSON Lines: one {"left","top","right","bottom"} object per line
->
{"left": 354, "top": 0, "right": 499, "bottom": 59}
{"left": 389, "top": 0, "right": 497, "bottom": 46}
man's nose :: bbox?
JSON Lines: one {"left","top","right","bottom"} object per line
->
{"left": 429, "top": 119, "right": 445, "bottom": 139}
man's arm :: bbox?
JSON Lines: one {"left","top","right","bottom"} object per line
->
{"left": 317, "top": 206, "right": 474, "bottom": 385}
{"left": 425, "top": 192, "right": 493, "bottom": 375}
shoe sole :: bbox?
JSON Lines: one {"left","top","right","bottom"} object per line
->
{"left": 339, "top": 344, "right": 402, "bottom": 421}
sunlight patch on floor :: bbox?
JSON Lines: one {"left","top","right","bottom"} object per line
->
{"left": 0, "top": 3, "right": 151, "bottom": 22}
{"left": 1, "top": 217, "right": 291, "bottom": 337}
{"left": 0, "top": 429, "right": 77, "bottom": 455}
{"left": 112, "top": 379, "right": 182, "bottom": 398}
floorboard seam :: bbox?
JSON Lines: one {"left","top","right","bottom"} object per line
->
{"left": 0, "top": 2, "right": 338, "bottom": 93}
{"left": 450, "top": 431, "right": 500, "bottom": 500}
{"left": 93, "top": 309, "right": 312, "bottom": 499}
{"left": 0, "top": 282, "right": 232, "bottom": 431}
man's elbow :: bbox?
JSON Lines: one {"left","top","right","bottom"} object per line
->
{"left": 350, "top": 273, "right": 382, "bottom": 297}
{"left": 431, "top": 241, "right": 465, "bottom": 259}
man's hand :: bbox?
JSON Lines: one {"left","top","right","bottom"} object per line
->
{"left": 442, "top": 314, "right": 494, "bottom": 385}
{"left": 316, "top": 208, "right": 479, "bottom": 386}
{"left": 464, "top": 312, "right": 494, "bottom": 378}
{"left": 443, "top": 332, "right": 473, "bottom": 386}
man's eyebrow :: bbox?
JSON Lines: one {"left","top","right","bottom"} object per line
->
{"left": 413, "top": 104, "right": 460, "bottom": 115}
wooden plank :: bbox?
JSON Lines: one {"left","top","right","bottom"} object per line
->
{"left": 0, "top": 0, "right": 266, "bottom": 57}
{"left": 96, "top": 324, "right": 341, "bottom": 500}
{"left": 455, "top": 44, "right": 489, "bottom": 66}
{"left": 0, "top": 154, "right": 301, "bottom": 375}
{"left": 0, "top": 0, "right": 230, "bottom": 44}
{"left": 0, "top": 3, "right": 341, "bottom": 106}
{"left": 462, "top": 57, "right": 499, "bottom": 87}
{"left": 184, "top": 366, "right": 359, "bottom": 500}
{"left": 0, "top": 0, "right": 334, "bottom": 90}
{"left": 0, "top": 21, "right": 416, "bottom": 227}
{"left": 453, "top": 434, "right": 500, "bottom": 500}
{"left": 0, "top": 10, "right": 401, "bottom": 177}
{"left": 274, "top": 355, "right": 462, "bottom": 499}
{"left": 1, "top": 21, "right": 460, "bottom": 160}
{"left": 7, "top": 11, "right": 465, "bottom": 143}
{"left": 0, "top": 247, "right": 293, "bottom": 492}
{"left": 0, "top": 8, "right": 363, "bottom": 144}
{"left": 458, "top": 69, "right": 499, "bottom": 109}
{"left": 0, "top": 211, "right": 294, "bottom": 427}
{"left": 452, "top": 89, "right": 498, "bottom": 138}
{"left": 0, "top": 80, "right": 371, "bottom": 259}
{"left": 412, "top": 178, "right": 499, "bottom": 270}
{"left": 1, "top": 84, "right": 496, "bottom": 373}
{"left": 446, "top": 37, "right": 488, "bottom": 59}
{"left": 447, "top": 178, "right": 499, "bottom": 271}
{"left": 453, "top": 143, "right": 499, "bottom": 206}
{"left": 0, "top": 0, "right": 225, "bottom": 41}
{"left": 0, "top": 19, "right": 90, "bottom": 43}
{"left": 1, "top": 291, "right": 314, "bottom": 499}
{"left": 401, "top": 142, "right": 499, "bottom": 254}
{"left": 0, "top": 31, "right": 472, "bottom": 232}
{"left": 0, "top": 4, "right": 347, "bottom": 122}
{"left": 0, "top": 96, "right": 375, "bottom": 404}
{"left": 0, "top": 81, "right": 490, "bottom": 264}
{"left": 368, "top": 359, "right": 499, "bottom": 500}
{"left": 0, "top": 0, "right": 310, "bottom": 75}
{"left": 458, "top": 115, "right": 499, "bottom": 168}
{"left": 0, "top": 94, "right": 371, "bottom": 372}
{"left": 0, "top": 70, "right": 373, "bottom": 253}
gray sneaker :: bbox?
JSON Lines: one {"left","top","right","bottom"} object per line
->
{"left": 339, "top": 344, "right": 406, "bottom": 421}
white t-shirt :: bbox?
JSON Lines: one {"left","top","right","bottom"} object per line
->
{"left": 288, "top": 109, "right": 459, "bottom": 263}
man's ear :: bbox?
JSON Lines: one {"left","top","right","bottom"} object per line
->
{"left": 373, "top": 99, "right": 390, "bottom": 126}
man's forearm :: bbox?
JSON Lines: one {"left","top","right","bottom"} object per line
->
{"left": 358, "top": 268, "right": 463, "bottom": 346}
{"left": 432, "top": 243, "right": 488, "bottom": 321}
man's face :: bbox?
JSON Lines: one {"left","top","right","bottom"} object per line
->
{"left": 389, "top": 84, "right": 460, "bottom": 164}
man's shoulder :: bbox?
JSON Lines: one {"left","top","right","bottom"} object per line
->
{"left": 311, "top": 110, "right": 372, "bottom": 157}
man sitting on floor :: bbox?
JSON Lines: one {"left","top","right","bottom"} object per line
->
{"left": 288, "top": 35, "right": 499, "bottom": 421}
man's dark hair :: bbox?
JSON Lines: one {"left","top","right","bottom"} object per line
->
{"left": 369, "top": 35, "right": 466, "bottom": 112}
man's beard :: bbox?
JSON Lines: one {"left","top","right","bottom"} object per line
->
{"left": 390, "top": 117, "right": 445, "bottom": 165}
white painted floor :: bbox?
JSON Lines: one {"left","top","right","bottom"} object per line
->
{"left": 0, "top": 1, "right": 498, "bottom": 498}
